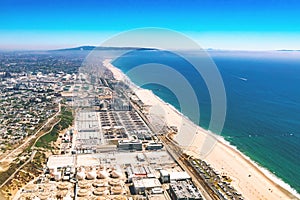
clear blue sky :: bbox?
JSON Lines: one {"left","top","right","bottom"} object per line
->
{"left": 1, "top": 0, "right": 300, "bottom": 50}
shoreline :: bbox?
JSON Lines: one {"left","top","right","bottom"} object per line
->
{"left": 144, "top": 88, "right": 300, "bottom": 199}
{"left": 103, "top": 59, "right": 300, "bottom": 200}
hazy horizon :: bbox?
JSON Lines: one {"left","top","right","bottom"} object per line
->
{"left": 1, "top": 44, "right": 300, "bottom": 52}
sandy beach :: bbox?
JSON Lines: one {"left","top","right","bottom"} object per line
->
{"left": 103, "top": 59, "right": 300, "bottom": 200}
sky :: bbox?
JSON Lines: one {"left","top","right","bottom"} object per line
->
{"left": 1, "top": 0, "right": 300, "bottom": 50}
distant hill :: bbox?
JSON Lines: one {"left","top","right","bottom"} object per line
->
{"left": 53, "top": 46, "right": 158, "bottom": 51}
{"left": 55, "top": 46, "right": 96, "bottom": 51}
{"left": 277, "top": 49, "right": 300, "bottom": 52}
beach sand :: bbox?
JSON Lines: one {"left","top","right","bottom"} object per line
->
{"left": 104, "top": 59, "right": 300, "bottom": 200}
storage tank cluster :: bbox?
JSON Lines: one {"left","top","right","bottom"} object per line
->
{"left": 75, "top": 165, "right": 126, "bottom": 197}
{"left": 76, "top": 165, "right": 125, "bottom": 181}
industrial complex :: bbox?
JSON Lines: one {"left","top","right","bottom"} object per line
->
{"left": 14, "top": 71, "right": 205, "bottom": 200}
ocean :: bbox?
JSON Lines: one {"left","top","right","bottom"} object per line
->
{"left": 112, "top": 50, "right": 300, "bottom": 193}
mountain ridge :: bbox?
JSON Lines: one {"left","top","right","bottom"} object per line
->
{"left": 52, "top": 46, "right": 158, "bottom": 51}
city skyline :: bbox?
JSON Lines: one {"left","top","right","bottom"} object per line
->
{"left": 1, "top": 0, "right": 300, "bottom": 50}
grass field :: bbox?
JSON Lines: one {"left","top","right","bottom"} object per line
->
{"left": 35, "top": 106, "right": 73, "bottom": 149}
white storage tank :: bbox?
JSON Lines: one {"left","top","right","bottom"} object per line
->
{"left": 86, "top": 169, "right": 97, "bottom": 180}
{"left": 111, "top": 170, "right": 122, "bottom": 178}
{"left": 97, "top": 170, "right": 109, "bottom": 179}
{"left": 76, "top": 171, "right": 86, "bottom": 180}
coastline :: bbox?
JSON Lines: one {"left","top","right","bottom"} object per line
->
{"left": 103, "top": 59, "right": 300, "bottom": 200}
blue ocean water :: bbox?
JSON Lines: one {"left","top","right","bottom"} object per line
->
{"left": 112, "top": 50, "right": 300, "bottom": 193}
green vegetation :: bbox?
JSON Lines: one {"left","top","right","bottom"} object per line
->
{"left": 35, "top": 106, "right": 73, "bottom": 149}
{"left": 59, "top": 106, "right": 74, "bottom": 130}
{"left": 35, "top": 125, "right": 59, "bottom": 149}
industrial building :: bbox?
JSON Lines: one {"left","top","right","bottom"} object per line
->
{"left": 159, "top": 170, "right": 170, "bottom": 183}
{"left": 159, "top": 170, "right": 191, "bottom": 184}
{"left": 118, "top": 139, "right": 143, "bottom": 151}
{"left": 132, "top": 178, "right": 162, "bottom": 195}
{"left": 169, "top": 171, "right": 191, "bottom": 181}
{"left": 75, "top": 111, "right": 102, "bottom": 150}
{"left": 126, "top": 165, "right": 156, "bottom": 182}
{"left": 146, "top": 142, "right": 164, "bottom": 150}
{"left": 168, "top": 180, "right": 203, "bottom": 200}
